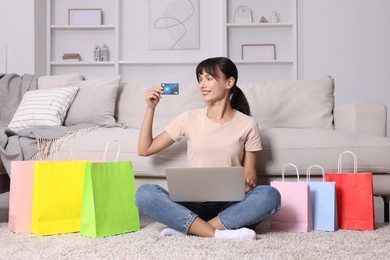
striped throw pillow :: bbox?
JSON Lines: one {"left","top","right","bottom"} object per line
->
{"left": 8, "top": 86, "right": 79, "bottom": 131}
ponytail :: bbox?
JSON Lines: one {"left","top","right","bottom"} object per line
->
{"left": 230, "top": 85, "right": 250, "bottom": 116}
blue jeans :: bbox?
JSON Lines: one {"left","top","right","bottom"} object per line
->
{"left": 136, "top": 184, "right": 281, "bottom": 233}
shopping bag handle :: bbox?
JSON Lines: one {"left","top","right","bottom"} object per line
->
{"left": 281, "top": 163, "right": 300, "bottom": 182}
{"left": 306, "top": 164, "right": 325, "bottom": 182}
{"left": 338, "top": 151, "right": 357, "bottom": 174}
{"left": 102, "top": 139, "right": 120, "bottom": 162}
{"left": 55, "top": 140, "right": 73, "bottom": 160}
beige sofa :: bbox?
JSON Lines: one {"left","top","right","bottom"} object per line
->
{"left": 1, "top": 74, "right": 389, "bottom": 221}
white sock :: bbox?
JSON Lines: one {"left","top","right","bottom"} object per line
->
{"left": 214, "top": 227, "right": 257, "bottom": 240}
{"left": 160, "top": 227, "right": 187, "bottom": 237}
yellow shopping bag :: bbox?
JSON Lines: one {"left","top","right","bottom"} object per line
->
{"left": 31, "top": 160, "right": 89, "bottom": 236}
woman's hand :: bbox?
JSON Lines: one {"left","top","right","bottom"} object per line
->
{"left": 243, "top": 151, "right": 258, "bottom": 193}
{"left": 245, "top": 176, "right": 257, "bottom": 193}
{"left": 145, "top": 86, "right": 163, "bottom": 109}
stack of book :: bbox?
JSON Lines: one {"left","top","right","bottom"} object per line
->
{"left": 62, "top": 53, "right": 81, "bottom": 61}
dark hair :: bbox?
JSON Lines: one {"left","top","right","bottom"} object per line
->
{"left": 196, "top": 57, "right": 251, "bottom": 116}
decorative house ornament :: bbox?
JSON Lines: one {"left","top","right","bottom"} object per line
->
{"left": 269, "top": 11, "right": 280, "bottom": 23}
{"left": 101, "top": 44, "right": 109, "bottom": 61}
{"left": 259, "top": 16, "right": 268, "bottom": 23}
{"left": 94, "top": 45, "right": 101, "bottom": 61}
{"left": 235, "top": 5, "right": 252, "bottom": 24}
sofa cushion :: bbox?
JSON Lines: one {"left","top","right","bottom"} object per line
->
{"left": 64, "top": 75, "right": 121, "bottom": 127}
{"left": 258, "top": 127, "right": 390, "bottom": 176}
{"left": 116, "top": 82, "right": 207, "bottom": 129}
{"left": 47, "top": 126, "right": 390, "bottom": 183}
{"left": 38, "top": 73, "right": 84, "bottom": 89}
{"left": 241, "top": 76, "right": 335, "bottom": 129}
{"left": 47, "top": 127, "right": 187, "bottom": 178}
{"left": 8, "top": 86, "right": 79, "bottom": 131}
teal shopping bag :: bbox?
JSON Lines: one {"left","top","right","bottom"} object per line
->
{"left": 306, "top": 165, "right": 338, "bottom": 232}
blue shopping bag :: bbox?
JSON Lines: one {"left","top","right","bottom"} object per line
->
{"left": 307, "top": 165, "right": 338, "bottom": 232}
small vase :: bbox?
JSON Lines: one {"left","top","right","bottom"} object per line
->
{"left": 270, "top": 11, "right": 280, "bottom": 23}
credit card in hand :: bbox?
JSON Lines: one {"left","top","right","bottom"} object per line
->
{"left": 161, "top": 83, "right": 179, "bottom": 95}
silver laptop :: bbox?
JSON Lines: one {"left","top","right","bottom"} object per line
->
{"left": 165, "top": 167, "right": 246, "bottom": 202}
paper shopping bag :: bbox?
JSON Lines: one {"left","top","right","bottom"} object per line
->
{"left": 31, "top": 160, "right": 88, "bottom": 236}
{"left": 325, "top": 151, "right": 375, "bottom": 231}
{"left": 270, "top": 163, "right": 312, "bottom": 233}
{"left": 8, "top": 161, "right": 35, "bottom": 233}
{"left": 306, "top": 165, "right": 338, "bottom": 232}
{"left": 80, "top": 140, "right": 140, "bottom": 238}
{"left": 80, "top": 161, "right": 140, "bottom": 237}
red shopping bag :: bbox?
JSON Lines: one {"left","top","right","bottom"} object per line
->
{"left": 8, "top": 161, "right": 35, "bottom": 233}
{"left": 270, "top": 163, "right": 312, "bottom": 233}
{"left": 325, "top": 151, "right": 375, "bottom": 230}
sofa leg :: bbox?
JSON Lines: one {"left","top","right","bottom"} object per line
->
{"left": 382, "top": 195, "right": 390, "bottom": 223}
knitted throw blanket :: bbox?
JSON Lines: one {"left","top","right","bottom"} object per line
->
{"left": 0, "top": 73, "right": 97, "bottom": 175}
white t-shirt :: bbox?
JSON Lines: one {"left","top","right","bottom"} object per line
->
{"left": 165, "top": 107, "right": 262, "bottom": 167}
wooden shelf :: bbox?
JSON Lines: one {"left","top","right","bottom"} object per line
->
{"left": 227, "top": 23, "right": 293, "bottom": 29}
{"left": 232, "top": 60, "right": 294, "bottom": 65}
{"left": 50, "top": 61, "right": 115, "bottom": 66}
{"left": 50, "top": 25, "right": 116, "bottom": 30}
{"left": 119, "top": 61, "right": 199, "bottom": 65}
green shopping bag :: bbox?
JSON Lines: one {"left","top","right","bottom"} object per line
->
{"left": 80, "top": 140, "right": 140, "bottom": 238}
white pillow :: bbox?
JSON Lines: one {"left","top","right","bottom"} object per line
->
{"left": 64, "top": 75, "right": 121, "bottom": 127}
{"left": 241, "top": 76, "right": 335, "bottom": 129}
{"left": 8, "top": 86, "right": 79, "bottom": 131}
{"left": 38, "top": 73, "right": 84, "bottom": 89}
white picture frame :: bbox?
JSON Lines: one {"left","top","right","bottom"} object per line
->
{"left": 241, "top": 44, "right": 276, "bottom": 61}
{"left": 68, "top": 9, "right": 103, "bottom": 26}
{"left": 148, "top": 0, "right": 200, "bottom": 50}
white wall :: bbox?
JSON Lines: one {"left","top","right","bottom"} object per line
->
{"left": 299, "top": 0, "right": 390, "bottom": 134}
{"left": 0, "top": 0, "right": 35, "bottom": 74}
{"left": 0, "top": 0, "right": 45, "bottom": 75}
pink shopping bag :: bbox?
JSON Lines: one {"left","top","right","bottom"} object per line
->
{"left": 270, "top": 163, "right": 312, "bottom": 233}
{"left": 8, "top": 161, "right": 35, "bottom": 233}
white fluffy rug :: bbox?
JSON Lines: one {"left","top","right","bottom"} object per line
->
{"left": 0, "top": 220, "right": 389, "bottom": 259}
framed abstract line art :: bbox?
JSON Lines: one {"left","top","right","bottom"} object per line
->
{"left": 68, "top": 9, "right": 103, "bottom": 26}
{"left": 148, "top": 0, "right": 200, "bottom": 50}
{"left": 241, "top": 44, "right": 276, "bottom": 61}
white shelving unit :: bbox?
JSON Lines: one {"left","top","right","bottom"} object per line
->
{"left": 225, "top": 0, "right": 298, "bottom": 81}
{"left": 46, "top": 0, "right": 120, "bottom": 76}
{"left": 46, "top": 0, "right": 296, "bottom": 82}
